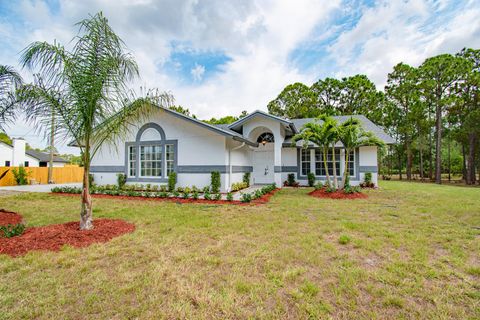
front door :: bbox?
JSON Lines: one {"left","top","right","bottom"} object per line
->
{"left": 253, "top": 143, "right": 275, "bottom": 184}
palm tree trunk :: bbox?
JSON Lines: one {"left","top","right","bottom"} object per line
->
{"left": 80, "top": 159, "right": 93, "bottom": 230}
{"left": 331, "top": 144, "right": 338, "bottom": 189}
{"left": 322, "top": 146, "right": 331, "bottom": 186}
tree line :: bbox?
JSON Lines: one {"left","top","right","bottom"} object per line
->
{"left": 267, "top": 49, "right": 479, "bottom": 185}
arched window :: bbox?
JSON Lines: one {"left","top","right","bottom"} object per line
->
{"left": 257, "top": 132, "right": 275, "bottom": 143}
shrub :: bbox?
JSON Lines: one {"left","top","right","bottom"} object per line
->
{"left": 360, "top": 172, "right": 375, "bottom": 188}
{"left": 192, "top": 191, "right": 199, "bottom": 200}
{"left": 182, "top": 192, "right": 190, "bottom": 199}
{"left": 158, "top": 191, "right": 168, "bottom": 198}
{"left": 307, "top": 172, "right": 315, "bottom": 187}
{"left": 116, "top": 173, "right": 127, "bottom": 189}
{"left": 254, "top": 189, "right": 263, "bottom": 199}
{"left": 240, "top": 193, "right": 252, "bottom": 203}
{"left": 211, "top": 171, "right": 221, "bottom": 193}
{"left": 51, "top": 186, "right": 82, "bottom": 194}
{"left": 226, "top": 192, "right": 233, "bottom": 201}
{"left": 213, "top": 193, "right": 221, "bottom": 201}
{"left": 172, "top": 190, "right": 180, "bottom": 197}
{"left": 338, "top": 234, "right": 351, "bottom": 245}
{"left": 168, "top": 172, "right": 177, "bottom": 192}
{"left": 176, "top": 186, "right": 184, "bottom": 193}
{"left": 287, "top": 173, "right": 296, "bottom": 186}
{"left": 89, "top": 173, "right": 94, "bottom": 187}
{"left": 243, "top": 172, "right": 251, "bottom": 187}
{"left": 325, "top": 184, "right": 336, "bottom": 193}
{"left": 314, "top": 182, "right": 323, "bottom": 190}
{"left": 0, "top": 223, "right": 25, "bottom": 238}
{"left": 344, "top": 185, "right": 361, "bottom": 194}
{"left": 202, "top": 186, "right": 210, "bottom": 193}
{"left": 203, "top": 192, "right": 211, "bottom": 200}
{"left": 159, "top": 185, "right": 167, "bottom": 192}
{"left": 11, "top": 166, "right": 29, "bottom": 185}
{"left": 231, "top": 181, "right": 248, "bottom": 192}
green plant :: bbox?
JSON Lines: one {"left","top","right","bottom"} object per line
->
{"left": 89, "top": 174, "right": 94, "bottom": 188}
{"left": 307, "top": 172, "right": 315, "bottom": 187}
{"left": 176, "top": 187, "right": 184, "bottom": 193}
{"left": 0, "top": 223, "right": 26, "bottom": 238}
{"left": 202, "top": 186, "right": 210, "bottom": 193}
{"left": 338, "top": 234, "right": 351, "bottom": 245}
{"left": 287, "top": 173, "right": 296, "bottom": 186}
{"left": 11, "top": 166, "right": 29, "bottom": 185}
{"left": 213, "top": 193, "right": 221, "bottom": 201}
{"left": 211, "top": 171, "right": 221, "bottom": 193}
{"left": 182, "top": 192, "right": 190, "bottom": 199}
{"left": 314, "top": 182, "right": 323, "bottom": 190}
{"left": 116, "top": 173, "right": 127, "bottom": 189}
{"left": 231, "top": 182, "right": 248, "bottom": 192}
{"left": 360, "top": 172, "right": 375, "bottom": 188}
{"left": 204, "top": 192, "right": 211, "bottom": 200}
{"left": 192, "top": 191, "right": 199, "bottom": 200}
{"left": 240, "top": 193, "right": 252, "bottom": 203}
{"left": 226, "top": 192, "right": 233, "bottom": 201}
{"left": 172, "top": 190, "right": 180, "bottom": 197}
{"left": 325, "top": 184, "right": 336, "bottom": 193}
{"left": 243, "top": 172, "right": 251, "bottom": 187}
{"left": 168, "top": 172, "right": 177, "bottom": 192}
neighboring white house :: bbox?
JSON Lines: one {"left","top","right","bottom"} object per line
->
{"left": 0, "top": 138, "right": 68, "bottom": 167}
{"left": 89, "top": 108, "right": 394, "bottom": 192}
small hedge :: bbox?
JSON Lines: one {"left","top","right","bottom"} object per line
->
{"left": 231, "top": 181, "right": 248, "bottom": 192}
{"left": 243, "top": 172, "right": 251, "bottom": 187}
{"left": 1, "top": 223, "right": 25, "bottom": 238}
{"left": 307, "top": 172, "right": 315, "bottom": 187}
{"left": 168, "top": 172, "right": 177, "bottom": 192}
{"left": 211, "top": 171, "right": 221, "bottom": 193}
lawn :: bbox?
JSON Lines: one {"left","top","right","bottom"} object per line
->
{"left": 0, "top": 181, "right": 479, "bottom": 319}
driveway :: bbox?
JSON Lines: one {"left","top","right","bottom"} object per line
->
{"left": 0, "top": 183, "right": 81, "bottom": 193}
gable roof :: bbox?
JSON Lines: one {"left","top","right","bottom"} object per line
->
{"left": 227, "top": 110, "right": 297, "bottom": 132}
{"left": 0, "top": 141, "right": 68, "bottom": 162}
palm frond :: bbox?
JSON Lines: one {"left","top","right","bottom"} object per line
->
{"left": 0, "top": 65, "right": 23, "bottom": 129}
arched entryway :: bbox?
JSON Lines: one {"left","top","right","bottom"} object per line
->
{"left": 251, "top": 129, "right": 275, "bottom": 184}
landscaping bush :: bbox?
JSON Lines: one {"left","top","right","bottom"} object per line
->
{"left": 231, "top": 181, "right": 248, "bottom": 192}
{"left": 325, "top": 184, "right": 336, "bottom": 193}
{"left": 287, "top": 173, "right": 296, "bottom": 186}
{"left": 182, "top": 191, "right": 190, "bottom": 199}
{"left": 51, "top": 186, "right": 82, "bottom": 194}
{"left": 213, "top": 193, "right": 221, "bottom": 201}
{"left": 116, "top": 173, "right": 127, "bottom": 189}
{"left": 202, "top": 186, "right": 210, "bottom": 193}
{"left": 343, "top": 185, "right": 361, "bottom": 194}
{"left": 243, "top": 172, "right": 251, "bottom": 187}
{"left": 360, "top": 172, "right": 375, "bottom": 188}
{"left": 0, "top": 223, "right": 25, "bottom": 238}
{"left": 254, "top": 189, "right": 263, "bottom": 199}
{"left": 307, "top": 172, "right": 315, "bottom": 187}
{"left": 192, "top": 191, "right": 199, "bottom": 200}
{"left": 211, "top": 171, "right": 221, "bottom": 193}
{"left": 203, "top": 192, "right": 212, "bottom": 200}
{"left": 314, "top": 182, "right": 323, "bottom": 190}
{"left": 240, "top": 193, "right": 252, "bottom": 203}
{"left": 226, "top": 192, "right": 233, "bottom": 201}
{"left": 172, "top": 190, "right": 180, "bottom": 197}
{"left": 168, "top": 172, "right": 177, "bottom": 192}
{"left": 11, "top": 166, "right": 29, "bottom": 185}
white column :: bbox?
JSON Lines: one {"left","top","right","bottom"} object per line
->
{"left": 273, "top": 127, "right": 282, "bottom": 187}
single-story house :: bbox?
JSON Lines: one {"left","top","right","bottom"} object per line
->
{"left": 0, "top": 138, "right": 68, "bottom": 167}
{"left": 90, "top": 108, "right": 394, "bottom": 191}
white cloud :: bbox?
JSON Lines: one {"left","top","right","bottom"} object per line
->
{"left": 190, "top": 64, "right": 205, "bottom": 81}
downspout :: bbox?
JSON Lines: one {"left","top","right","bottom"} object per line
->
{"left": 228, "top": 142, "right": 245, "bottom": 192}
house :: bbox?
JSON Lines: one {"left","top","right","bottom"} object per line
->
{"left": 90, "top": 108, "right": 394, "bottom": 191}
{"left": 0, "top": 138, "right": 68, "bottom": 167}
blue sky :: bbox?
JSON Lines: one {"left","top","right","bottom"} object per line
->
{"left": 0, "top": 0, "right": 479, "bottom": 154}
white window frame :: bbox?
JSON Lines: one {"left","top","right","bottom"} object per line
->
{"left": 301, "top": 149, "right": 311, "bottom": 176}
{"left": 139, "top": 144, "right": 163, "bottom": 178}
{"left": 165, "top": 144, "right": 174, "bottom": 176}
{"left": 314, "top": 149, "right": 341, "bottom": 177}
{"left": 346, "top": 149, "right": 355, "bottom": 177}
{"left": 128, "top": 145, "right": 136, "bottom": 178}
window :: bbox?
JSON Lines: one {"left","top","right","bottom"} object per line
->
{"left": 140, "top": 145, "right": 162, "bottom": 177}
{"left": 24, "top": 161, "right": 29, "bottom": 167}
{"left": 314, "top": 149, "right": 340, "bottom": 176}
{"left": 128, "top": 146, "right": 136, "bottom": 177}
{"left": 347, "top": 150, "right": 355, "bottom": 176}
{"left": 5, "top": 161, "right": 10, "bottom": 167}
{"left": 257, "top": 132, "right": 274, "bottom": 143}
{"left": 166, "top": 144, "right": 174, "bottom": 175}
{"left": 301, "top": 149, "right": 311, "bottom": 176}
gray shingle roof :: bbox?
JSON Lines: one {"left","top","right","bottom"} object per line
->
{"left": 25, "top": 149, "right": 68, "bottom": 163}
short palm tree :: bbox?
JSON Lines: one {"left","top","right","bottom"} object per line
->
{"left": 338, "top": 117, "right": 385, "bottom": 188}
{"left": 292, "top": 116, "right": 340, "bottom": 188}
{"left": 0, "top": 65, "right": 22, "bottom": 128}
{"left": 18, "top": 13, "right": 172, "bottom": 230}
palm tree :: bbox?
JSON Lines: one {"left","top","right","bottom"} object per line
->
{"left": 0, "top": 65, "right": 22, "bottom": 128}
{"left": 322, "top": 116, "right": 340, "bottom": 189}
{"left": 292, "top": 116, "right": 340, "bottom": 188}
{"left": 18, "top": 13, "right": 172, "bottom": 230}
{"left": 338, "top": 117, "right": 385, "bottom": 188}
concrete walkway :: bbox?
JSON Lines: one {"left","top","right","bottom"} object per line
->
{"left": 0, "top": 182, "right": 81, "bottom": 193}
{"left": 231, "top": 185, "right": 267, "bottom": 200}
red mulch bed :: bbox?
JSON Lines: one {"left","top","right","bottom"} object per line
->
{"left": 308, "top": 188, "right": 368, "bottom": 200}
{"left": 0, "top": 216, "right": 135, "bottom": 257}
{"left": 0, "top": 209, "right": 23, "bottom": 226}
{"left": 52, "top": 189, "right": 280, "bottom": 206}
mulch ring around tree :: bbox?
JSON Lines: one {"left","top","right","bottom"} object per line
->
{"left": 0, "top": 209, "right": 23, "bottom": 226}
{"left": 0, "top": 212, "right": 135, "bottom": 257}
{"left": 308, "top": 188, "right": 368, "bottom": 200}
{"left": 52, "top": 189, "right": 280, "bottom": 206}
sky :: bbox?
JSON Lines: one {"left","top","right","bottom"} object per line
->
{"left": 0, "top": 0, "right": 479, "bottom": 154}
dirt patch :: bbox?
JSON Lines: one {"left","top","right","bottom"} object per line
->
{"left": 52, "top": 189, "right": 280, "bottom": 206}
{"left": 308, "top": 189, "right": 368, "bottom": 200}
{"left": 0, "top": 218, "right": 135, "bottom": 257}
{"left": 0, "top": 209, "right": 23, "bottom": 226}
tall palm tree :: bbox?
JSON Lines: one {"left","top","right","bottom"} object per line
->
{"left": 292, "top": 116, "right": 340, "bottom": 188}
{"left": 0, "top": 65, "right": 22, "bottom": 128}
{"left": 321, "top": 116, "right": 340, "bottom": 189}
{"left": 18, "top": 13, "right": 172, "bottom": 230}
{"left": 338, "top": 117, "right": 385, "bottom": 188}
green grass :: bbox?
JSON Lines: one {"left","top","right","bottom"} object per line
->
{"left": 0, "top": 181, "right": 479, "bottom": 319}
